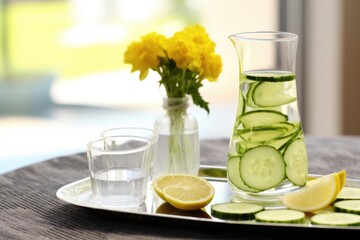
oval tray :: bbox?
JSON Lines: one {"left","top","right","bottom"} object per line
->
{"left": 56, "top": 165, "right": 360, "bottom": 237}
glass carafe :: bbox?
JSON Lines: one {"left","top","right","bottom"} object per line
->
{"left": 227, "top": 32, "right": 308, "bottom": 204}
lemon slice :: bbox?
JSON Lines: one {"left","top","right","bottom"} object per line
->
{"left": 153, "top": 174, "right": 186, "bottom": 200}
{"left": 153, "top": 174, "right": 215, "bottom": 211}
{"left": 279, "top": 172, "right": 340, "bottom": 212}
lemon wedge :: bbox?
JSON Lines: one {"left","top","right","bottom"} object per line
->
{"left": 280, "top": 172, "right": 340, "bottom": 212}
{"left": 152, "top": 174, "right": 215, "bottom": 211}
{"left": 306, "top": 170, "right": 346, "bottom": 195}
{"left": 337, "top": 170, "right": 346, "bottom": 190}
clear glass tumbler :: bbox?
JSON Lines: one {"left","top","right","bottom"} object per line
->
{"left": 87, "top": 128, "right": 157, "bottom": 207}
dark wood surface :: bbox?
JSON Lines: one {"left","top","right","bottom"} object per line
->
{"left": 1, "top": 136, "right": 360, "bottom": 239}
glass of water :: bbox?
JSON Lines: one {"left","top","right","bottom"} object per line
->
{"left": 87, "top": 128, "right": 158, "bottom": 207}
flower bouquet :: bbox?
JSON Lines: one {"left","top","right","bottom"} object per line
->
{"left": 124, "top": 24, "right": 222, "bottom": 175}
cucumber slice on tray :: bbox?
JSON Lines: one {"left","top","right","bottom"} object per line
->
{"left": 283, "top": 138, "right": 308, "bottom": 186}
{"left": 311, "top": 212, "right": 360, "bottom": 226}
{"left": 211, "top": 202, "right": 264, "bottom": 221}
{"left": 255, "top": 209, "right": 305, "bottom": 224}
{"left": 336, "top": 186, "right": 360, "bottom": 201}
{"left": 334, "top": 200, "right": 360, "bottom": 215}
{"left": 240, "top": 146, "right": 286, "bottom": 191}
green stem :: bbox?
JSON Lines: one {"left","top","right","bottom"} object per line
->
{"left": 181, "top": 69, "right": 187, "bottom": 95}
{"left": 167, "top": 98, "right": 187, "bottom": 173}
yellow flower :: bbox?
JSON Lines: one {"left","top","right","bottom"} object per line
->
{"left": 123, "top": 24, "right": 222, "bottom": 113}
{"left": 166, "top": 24, "right": 218, "bottom": 75}
{"left": 124, "top": 32, "right": 167, "bottom": 80}
{"left": 166, "top": 37, "right": 201, "bottom": 71}
{"left": 201, "top": 52, "right": 222, "bottom": 81}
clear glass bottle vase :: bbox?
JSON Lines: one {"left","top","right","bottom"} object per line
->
{"left": 153, "top": 97, "right": 200, "bottom": 178}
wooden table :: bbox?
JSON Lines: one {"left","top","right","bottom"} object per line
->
{"left": 1, "top": 136, "right": 360, "bottom": 239}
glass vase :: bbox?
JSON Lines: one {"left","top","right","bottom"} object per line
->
{"left": 227, "top": 32, "right": 308, "bottom": 205}
{"left": 153, "top": 97, "right": 200, "bottom": 178}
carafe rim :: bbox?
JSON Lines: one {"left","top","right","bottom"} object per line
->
{"left": 229, "top": 31, "right": 298, "bottom": 42}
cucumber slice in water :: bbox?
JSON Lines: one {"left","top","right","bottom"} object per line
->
{"left": 240, "top": 146, "right": 286, "bottom": 191}
{"left": 228, "top": 156, "right": 259, "bottom": 193}
{"left": 255, "top": 209, "right": 305, "bottom": 223}
{"left": 253, "top": 81, "right": 297, "bottom": 107}
{"left": 234, "top": 92, "right": 246, "bottom": 129}
{"left": 240, "top": 110, "right": 288, "bottom": 129}
{"left": 237, "top": 122, "right": 301, "bottom": 152}
{"left": 268, "top": 135, "right": 294, "bottom": 152}
{"left": 237, "top": 128, "right": 287, "bottom": 143}
{"left": 311, "top": 212, "right": 360, "bottom": 226}
{"left": 242, "top": 71, "right": 296, "bottom": 82}
{"left": 283, "top": 138, "right": 308, "bottom": 187}
{"left": 235, "top": 141, "right": 259, "bottom": 155}
{"left": 246, "top": 82, "right": 259, "bottom": 108}
{"left": 248, "top": 129, "right": 286, "bottom": 143}
{"left": 272, "top": 125, "right": 303, "bottom": 152}
{"left": 211, "top": 202, "right": 264, "bottom": 220}
{"left": 236, "top": 92, "right": 246, "bottom": 119}
{"left": 237, "top": 122, "right": 296, "bottom": 144}
{"left": 268, "top": 122, "right": 296, "bottom": 134}
{"left": 334, "top": 200, "right": 360, "bottom": 215}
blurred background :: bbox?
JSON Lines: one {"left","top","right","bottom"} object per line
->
{"left": 1, "top": 0, "right": 359, "bottom": 173}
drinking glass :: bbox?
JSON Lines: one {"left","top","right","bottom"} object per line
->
{"left": 87, "top": 128, "right": 157, "bottom": 207}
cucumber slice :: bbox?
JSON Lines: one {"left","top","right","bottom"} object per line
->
{"left": 336, "top": 187, "right": 360, "bottom": 201}
{"left": 268, "top": 122, "right": 296, "bottom": 134}
{"left": 237, "top": 128, "right": 287, "bottom": 143}
{"left": 255, "top": 209, "right": 305, "bottom": 223}
{"left": 228, "top": 156, "right": 259, "bottom": 193}
{"left": 237, "top": 122, "right": 296, "bottom": 144}
{"left": 253, "top": 81, "right": 297, "bottom": 107}
{"left": 240, "top": 146, "right": 286, "bottom": 191}
{"left": 274, "top": 125, "right": 303, "bottom": 152}
{"left": 246, "top": 82, "right": 259, "bottom": 108}
{"left": 242, "top": 71, "right": 296, "bottom": 82}
{"left": 211, "top": 202, "right": 264, "bottom": 220}
{"left": 268, "top": 135, "right": 294, "bottom": 152}
{"left": 248, "top": 129, "right": 286, "bottom": 143}
{"left": 234, "top": 92, "right": 246, "bottom": 129}
{"left": 236, "top": 92, "right": 246, "bottom": 120}
{"left": 311, "top": 212, "right": 360, "bottom": 226}
{"left": 334, "top": 200, "right": 360, "bottom": 215}
{"left": 240, "top": 110, "right": 288, "bottom": 129}
{"left": 283, "top": 138, "right": 308, "bottom": 186}
{"left": 235, "top": 141, "right": 259, "bottom": 155}
{"left": 229, "top": 135, "right": 246, "bottom": 155}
